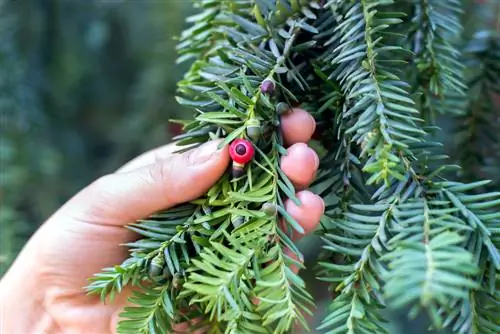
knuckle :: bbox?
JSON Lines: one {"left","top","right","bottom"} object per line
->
{"left": 90, "top": 174, "right": 115, "bottom": 191}
{"left": 146, "top": 161, "right": 175, "bottom": 203}
{"left": 148, "top": 162, "right": 167, "bottom": 184}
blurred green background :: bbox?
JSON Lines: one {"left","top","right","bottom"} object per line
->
{"left": 1, "top": 0, "right": 191, "bottom": 273}
{"left": 0, "top": 1, "right": 498, "bottom": 333}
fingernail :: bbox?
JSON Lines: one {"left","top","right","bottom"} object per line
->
{"left": 301, "top": 144, "right": 320, "bottom": 169}
{"left": 307, "top": 113, "right": 316, "bottom": 134}
{"left": 312, "top": 150, "right": 320, "bottom": 169}
{"left": 188, "top": 140, "right": 221, "bottom": 165}
{"left": 316, "top": 194, "right": 325, "bottom": 214}
{"left": 287, "top": 143, "right": 318, "bottom": 168}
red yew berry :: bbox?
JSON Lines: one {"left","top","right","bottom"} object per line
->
{"left": 229, "top": 139, "right": 254, "bottom": 164}
{"left": 229, "top": 138, "right": 254, "bottom": 178}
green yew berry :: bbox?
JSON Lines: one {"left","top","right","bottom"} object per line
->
{"left": 261, "top": 202, "right": 278, "bottom": 216}
{"left": 276, "top": 102, "right": 290, "bottom": 115}
{"left": 148, "top": 253, "right": 165, "bottom": 280}
{"left": 246, "top": 118, "right": 261, "bottom": 141}
{"left": 172, "top": 272, "right": 184, "bottom": 289}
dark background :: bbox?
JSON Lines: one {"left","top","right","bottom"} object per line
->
{"left": 1, "top": 1, "right": 498, "bottom": 333}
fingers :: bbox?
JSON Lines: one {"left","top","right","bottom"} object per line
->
{"left": 171, "top": 318, "right": 205, "bottom": 334}
{"left": 280, "top": 108, "right": 316, "bottom": 146}
{"left": 65, "top": 140, "right": 229, "bottom": 224}
{"left": 119, "top": 107, "right": 315, "bottom": 174}
{"left": 120, "top": 107, "right": 315, "bottom": 173}
{"left": 284, "top": 248, "right": 302, "bottom": 274}
{"left": 281, "top": 191, "right": 325, "bottom": 239}
{"left": 116, "top": 142, "right": 186, "bottom": 173}
{"left": 74, "top": 107, "right": 321, "bottom": 233}
{"left": 111, "top": 296, "right": 205, "bottom": 334}
{"left": 279, "top": 108, "right": 323, "bottom": 242}
{"left": 280, "top": 191, "right": 324, "bottom": 274}
{"left": 280, "top": 143, "right": 319, "bottom": 189}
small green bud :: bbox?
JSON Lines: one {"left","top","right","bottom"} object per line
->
{"left": 172, "top": 272, "right": 184, "bottom": 289}
{"left": 163, "top": 266, "right": 172, "bottom": 279}
{"left": 261, "top": 202, "right": 278, "bottom": 216}
{"left": 275, "top": 102, "right": 290, "bottom": 115}
{"left": 148, "top": 253, "right": 165, "bottom": 280}
{"left": 231, "top": 215, "right": 245, "bottom": 228}
{"left": 260, "top": 79, "right": 275, "bottom": 94}
{"left": 262, "top": 124, "right": 273, "bottom": 137}
{"left": 246, "top": 118, "right": 261, "bottom": 141}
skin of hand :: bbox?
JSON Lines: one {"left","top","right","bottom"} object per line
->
{"left": 0, "top": 109, "right": 324, "bottom": 334}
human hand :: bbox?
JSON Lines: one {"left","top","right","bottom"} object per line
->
{"left": 0, "top": 109, "right": 324, "bottom": 334}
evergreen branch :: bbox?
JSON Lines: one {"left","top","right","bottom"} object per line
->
{"left": 86, "top": 256, "right": 146, "bottom": 302}
{"left": 318, "top": 291, "right": 387, "bottom": 334}
{"left": 409, "top": 0, "right": 466, "bottom": 120}
{"left": 441, "top": 258, "right": 500, "bottom": 334}
{"left": 453, "top": 31, "right": 500, "bottom": 186}
{"left": 254, "top": 243, "right": 314, "bottom": 333}
{"left": 116, "top": 284, "right": 175, "bottom": 334}
{"left": 321, "top": 0, "right": 425, "bottom": 185}
{"left": 382, "top": 196, "right": 480, "bottom": 328}
{"left": 318, "top": 198, "right": 394, "bottom": 331}
{"left": 318, "top": 127, "right": 499, "bottom": 331}
{"left": 442, "top": 287, "right": 500, "bottom": 334}
{"left": 439, "top": 182, "right": 500, "bottom": 269}
{"left": 384, "top": 231, "right": 478, "bottom": 328}
{"left": 176, "top": 0, "right": 253, "bottom": 64}
{"left": 315, "top": 5, "right": 499, "bottom": 324}
{"left": 86, "top": 1, "right": 500, "bottom": 333}
{"left": 119, "top": 2, "right": 318, "bottom": 331}
{"left": 181, "top": 234, "right": 262, "bottom": 323}
{"left": 87, "top": 205, "right": 196, "bottom": 303}
{"left": 468, "top": 288, "right": 500, "bottom": 334}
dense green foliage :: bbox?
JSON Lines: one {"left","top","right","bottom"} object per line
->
{"left": 2, "top": 0, "right": 499, "bottom": 333}
{"left": 84, "top": 0, "right": 500, "bottom": 333}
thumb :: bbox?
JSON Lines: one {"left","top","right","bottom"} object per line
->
{"left": 63, "top": 140, "right": 229, "bottom": 225}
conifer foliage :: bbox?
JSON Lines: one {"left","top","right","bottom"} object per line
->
{"left": 87, "top": 1, "right": 500, "bottom": 333}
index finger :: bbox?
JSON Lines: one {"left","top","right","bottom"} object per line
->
{"left": 117, "top": 142, "right": 188, "bottom": 173}
{"left": 117, "top": 108, "right": 316, "bottom": 173}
